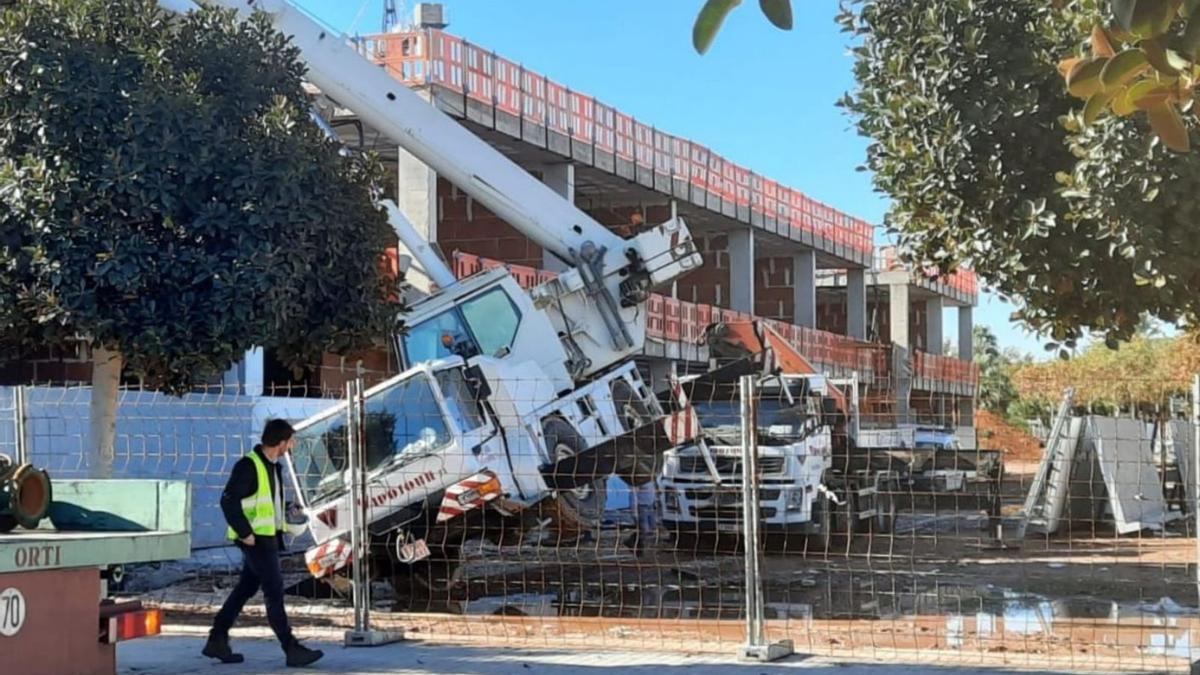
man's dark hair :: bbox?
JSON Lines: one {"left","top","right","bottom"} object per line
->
{"left": 261, "top": 419, "right": 295, "bottom": 448}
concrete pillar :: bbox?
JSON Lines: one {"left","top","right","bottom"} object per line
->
{"left": 888, "top": 284, "right": 910, "bottom": 349}
{"left": 540, "top": 163, "right": 575, "bottom": 273}
{"left": 925, "top": 297, "right": 944, "bottom": 355}
{"left": 397, "top": 135, "right": 439, "bottom": 293}
{"left": 958, "top": 305, "right": 975, "bottom": 361}
{"left": 793, "top": 250, "right": 816, "bottom": 328}
{"left": 727, "top": 228, "right": 754, "bottom": 314}
{"left": 647, "top": 359, "right": 677, "bottom": 394}
{"left": 846, "top": 268, "right": 866, "bottom": 340}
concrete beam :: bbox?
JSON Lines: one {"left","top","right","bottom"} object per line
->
{"left": 539, "top": 163, "right": 575, "bottom": 273}
{"left": 889, "top": 283, "right": 910, "bottom": 349}
{"left": 958, "top": 305, "right": 975, "bottom": 361}
{"left": 925, "top": 297, "right": 944, "bottom": 355}
{"left": 793, "top": 250, "right": 816, "bottom": 328}
{"left": 847, "top": 268, "right": 866, "bottom": 340}
{"left": 728, "top": 228, "right": 755, "bottom": 314}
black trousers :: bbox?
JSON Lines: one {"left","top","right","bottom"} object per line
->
{"left": 211, "top": 542, "right": 295, "bottom": 648}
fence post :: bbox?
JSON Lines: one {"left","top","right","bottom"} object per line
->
{"left": 1192, "top": 376, "right": 1200, "bottom": 672}
{"left": 738, "top": 374, "right": 793, "bottom": 662}
{"left": 14, "top": 386, "right": 28, "bottom": 467}
{"left": 344, "top": 378, "right": 403, "bottom": 647}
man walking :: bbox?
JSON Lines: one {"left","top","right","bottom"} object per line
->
{"left": 203, "top": 419, "right": 324, "bottom": 667}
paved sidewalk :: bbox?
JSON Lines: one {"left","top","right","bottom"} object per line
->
{"left": 119, "top": 634, "right": 1084, "bottom": 675}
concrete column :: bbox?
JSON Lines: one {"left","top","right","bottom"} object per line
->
{"left": 540, "top": 163, "right": 575, "bottom": 273}
{"left": 647, "top": 359, "right": 677, "bottom": 394}
{"left": 888, "top": 284, "right": 910, "bottom": 349}
{"left": 793, "top": 250, "right": 816, "bottom": 328}
{"left": 958, "top": 305, "right": 975, "bottom": 361}
{"left": 846, "top": 268, "right": 866, "bottom": 340}
{"left": 925, "top": 297, "right": 944, "bottom": 355}
{"left": 397, "top": 131, "right": 439, "bottom": 293}
{"left": 727, "top": 228, "right": 754, "bottom": 314}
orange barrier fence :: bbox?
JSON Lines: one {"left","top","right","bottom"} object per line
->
{"left": 359, "top": 30, "right": 875, "bottom": 257}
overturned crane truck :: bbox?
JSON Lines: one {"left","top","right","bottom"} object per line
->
{"left": 159, "top": 1, "right": 703, "bottom": 595}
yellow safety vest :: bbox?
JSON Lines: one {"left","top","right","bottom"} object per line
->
{"left": 226, "top": 451, "right": 285, "bottom": 541}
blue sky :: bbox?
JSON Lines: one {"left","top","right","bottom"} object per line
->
{"left": 293, "top": 0, "right": 1045, "bottom": 357}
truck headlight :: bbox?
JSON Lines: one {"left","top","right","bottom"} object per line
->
{"left": 785, "top": 489, "right": 806, "bottom": 512}
{"left": 663, "top": 490, "right": 680, "bottom": 514}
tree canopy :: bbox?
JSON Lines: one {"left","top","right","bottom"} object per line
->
{"left": 840, "top": 0, "right": 1200, "bottom": 349}
{"left": 0, "top": 0, "right": 396, "bottom": 393}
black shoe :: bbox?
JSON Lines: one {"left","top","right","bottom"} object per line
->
{"left": 202, "top": 633, "right": 245, "bottom": 664}
{"left": 285, "top": 640, "right": 324, "bottom": 668}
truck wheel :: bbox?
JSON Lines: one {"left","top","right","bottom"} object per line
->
{"left": 830, "top": 490, "right": 854, "bottom": 548}
{"left": 808, "top": 497, "right": 832, "bottom": 553}
{"left": 390, "top": 543, "right": 463, "bottom": 611}
{"left": 544, "top": 418, "right": 607, "bottom": 531}
{"left": 611, "top": 380, "right": 658, "bottom": 486}
{"left": 871, "top": 486, "right": 897, "bottom": 534}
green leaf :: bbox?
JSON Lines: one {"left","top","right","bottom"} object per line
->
{"left": 1146, "top": 102, "right": 1191, "bottom": 150}
{"left": 758, "top": 0, "right": 793, "bottom": 29}
{"left": 1101, "top": 49, "right": 1150, "bottom": 87}
{"left": 1141, "top": 37, "right": 1180, "bottom": 76}
{"left": 693, "top": 0, "right": 742, "bottom": 55}
{"left": 1126, "top": 78, "right": 1173, "bottom": 108}
{"left": 1083, "top": 88, "right": 1120, "bottom": 124}
{"left": 1066, "top": 57, "right": 1109, "bottom": 98}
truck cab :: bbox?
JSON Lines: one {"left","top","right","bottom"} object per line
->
{"left": 659, "top": 373, "right": 834, "bottom": 541}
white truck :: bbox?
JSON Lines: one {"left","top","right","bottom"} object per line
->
{"left": 660, "top": 366, "right": 903, "bottom": 552}
{"left": 658, "top": 320, "right": 1001, "bottom": 552}
{"left": 159, "top": 0, "right": 702, "bottom": 595}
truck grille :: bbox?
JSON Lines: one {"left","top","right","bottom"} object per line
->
{"left": 693, "top": 506, "right": 779, "bottom": 520}
{"left": 678, "top": 455, "right": 786, "bottom": 476}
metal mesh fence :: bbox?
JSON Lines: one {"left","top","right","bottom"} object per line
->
{"left": 2, "top": 363, "right": 1197, "bottom": 672}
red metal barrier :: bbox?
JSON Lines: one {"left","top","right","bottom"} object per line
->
{"left": 363, "top": 29, "right": 878, "bottom": 256}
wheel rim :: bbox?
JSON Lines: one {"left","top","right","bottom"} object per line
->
{"left": 554, "top": 441, "right": 594, "bottom": 502}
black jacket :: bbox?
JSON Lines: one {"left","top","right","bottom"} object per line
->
{"left": 220, "top": 444, "right": 285, "bottom": 550}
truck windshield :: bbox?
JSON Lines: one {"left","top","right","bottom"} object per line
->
{"left": 401, "top": 288, "right": 522, "bottom": 366}
{"left": 289, "top": 372, "right": 452, "bottom": 504}
{"left": 692, "top": 397, "right": 808, "bottom": 439}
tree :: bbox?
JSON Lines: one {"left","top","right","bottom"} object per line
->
{"left": 839, "top": 0, "right": 1200, "bottom": 351}
{"left": 1010, "top": 333, "right": 1185, "bottom": 408}
{"left": 1058, "top": 1, "right": 1200, "bottom": 151}
{"left": 692, "top": 0, "right": 794, "bottom": 54}
{"left": 0, "top": 1, "right": 396, "bottom": 476}
{"left": 973, "top": 326, "right": 1020, "bottom": 415}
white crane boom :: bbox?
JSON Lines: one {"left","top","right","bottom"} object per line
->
{"left": 163, "top": 0, "right": 701, "bottom": 370}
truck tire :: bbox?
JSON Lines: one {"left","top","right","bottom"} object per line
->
{"left": 871, "top": 484, "right": 897, "bottom": 534}
{"left": 808, "top": 496, "right": 833, "bottom": 553}
{"left": 544, "top": 418, "right": 607, "bottom": 531}
{"left": 611, "top": 380, "right": 658, "bottom": 486}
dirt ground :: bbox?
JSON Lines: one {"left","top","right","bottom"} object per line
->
{"left": 140, "top": 446, "right": 1198, "bottom": 674}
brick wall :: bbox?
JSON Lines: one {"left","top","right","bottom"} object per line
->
{"left": 673, "top": 232, "right": 730, "bottom": 306}
{"left": 0, "top": 344, "right": 93, "bottom": 386}
{"left": 436, "top": 177, "right": 543, "bottom": 268}
{"left": 755, "top": 257, "right": 794, "bottom": 323}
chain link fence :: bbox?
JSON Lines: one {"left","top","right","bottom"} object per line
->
{"left": 2, "top": 364, "right": 1196, "bottom": 672}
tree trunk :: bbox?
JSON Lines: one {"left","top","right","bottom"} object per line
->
{"left": 89, "top": 347, "right": 123, "bottom": 479}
